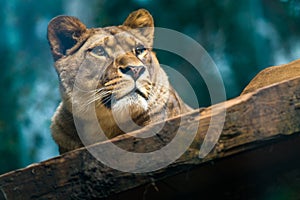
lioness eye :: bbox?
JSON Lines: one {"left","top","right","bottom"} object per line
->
{"left": 90, "top": 46, "right": 107, "bottom": 57}
{"left": 135, "top": 45, "right": 146, "bottom": 56}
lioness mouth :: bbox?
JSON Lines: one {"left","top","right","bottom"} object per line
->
{"left": 134, "top": 89, "right": 148, "bottom": 100}
{"left": 102, "top": 88, "right": 148, "bottom": 108}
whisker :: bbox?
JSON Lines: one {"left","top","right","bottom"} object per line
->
{"left": 85, "top": 91, "right": 111, "bottom": 106}
{"left": 73, "top": 83, "right": 99, "bottom": 93}
{"left": 98, "top": 95, "right": 112, "bottom": 107}
{"left": 147, "top": 82, "right": 173, "bottom": 109}
{"left": 104, "top": 77, "right": 122, "bottom": 86}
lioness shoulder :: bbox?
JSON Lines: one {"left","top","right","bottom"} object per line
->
{"left": 47, "top": 9, "right": 192, "bottom": 153}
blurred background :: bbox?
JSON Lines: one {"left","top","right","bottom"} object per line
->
{"left": 1, "top": 0, "right": 300, "bottom": 176}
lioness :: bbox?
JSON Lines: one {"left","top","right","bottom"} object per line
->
{"left": 48, "top": 9, "right": 192, "bottom": 153}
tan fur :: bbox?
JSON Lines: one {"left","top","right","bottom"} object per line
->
{"left": 242, "top": 59, "right": 300, "bottom": 95}
{"left": 47, "top": 9, "right": 191, "bottom": 154}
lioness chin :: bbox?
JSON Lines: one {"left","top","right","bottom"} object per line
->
{"left": 48, "top": 9, "right": 192, "bottom": 154}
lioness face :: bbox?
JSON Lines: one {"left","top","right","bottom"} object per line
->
{"left": 48, "top": 9, "right": 170, "bottom": 134}
{"left": 86, "top": 28, "right": 154, "bottom": 113}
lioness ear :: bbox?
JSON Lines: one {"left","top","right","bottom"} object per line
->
{"left": 123, "top": 9, "right": 154, "bottom": 47}
{"left": 47, "top": 16, "right": 88, "bottom": 61}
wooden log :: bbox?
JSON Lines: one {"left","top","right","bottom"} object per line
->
{"left": 1, "top": 75, "right": 300, "bottom": 199}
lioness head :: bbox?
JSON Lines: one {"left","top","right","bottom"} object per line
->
{"left": 48, "top": 9, "right": 188, "bottom": 141}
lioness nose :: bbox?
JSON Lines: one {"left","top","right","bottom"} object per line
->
{"left": 120, "top": 65, "right": 145, "bottom": 80}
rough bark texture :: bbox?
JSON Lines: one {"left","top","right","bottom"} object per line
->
{"left": 1, "top": 76, "right": 300, "bottom": 200}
